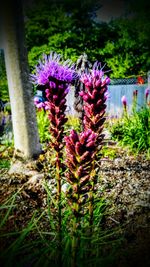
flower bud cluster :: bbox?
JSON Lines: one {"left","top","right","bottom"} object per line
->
{"left": 45, "top": 86, "right": 69, "bottom": 152}
{"left": 65, "top": 129, "right": 97, "bottom": 217}
{"left": 80, "top": 66, "right": 110, "bottom": 143}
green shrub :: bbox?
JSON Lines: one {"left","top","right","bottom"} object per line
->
{"left": 36, "top": 112, "right": 81, "bottom": 145}
{"left": 109, "top": 105, "right": 150, "bottom": 156}
{"left": 0, "top": 50, "right": 9, "bottom": 102}
{"left": 36, "top": 109, "right": 51, "bottom": 144}
{"left": 64, "top": 115, "right": 81, "bottom": 133}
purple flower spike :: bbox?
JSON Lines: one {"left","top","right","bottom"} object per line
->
{"left": 121, "top": 95, "right": 127, "bottom": 108}
{"left": 31, "top": 52, "right": 78, "bottom": 156}
{"left": 80, "top": 65, "right": 110, "bottom": 90}
{"left": 80, "top": 62, "right": 110, "bottom": 144}
{"left": 65, "top": 129, "right": 97, "bottom": 217}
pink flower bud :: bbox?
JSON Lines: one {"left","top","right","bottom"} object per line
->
{"left": 86, "top": 141, "right": 95, "bottom": 148}
{"left": 53, "top": 95, "right": 58, "bottom": 101}
{"left": 70, "top": 129, "right": 79, "bottom": 143}
{"left": 121, "top": 95, "right": 127, "bottom": 107}
{"left": 80, "top": 175, "right": 90, "bottom": 187}
{"left": 105, "top": 77, "right": 111, "bottom": 85}
{"left": 82, "top": 94, "right": 90, "bottom": 102}
{"left": 95, "top": 80, "right": 101, "bottom": 87}
{"left": 77, "top": 166, "right": 84, "bottom": 177}
{"left": 91, "top": 89, "right": 97, "bottom": 99}
{"left": 80, "top": 132, "right": 87, "bottom": 144}
{"left": 75, "top": 142, "right": 83, "bottom": 156}
{"left": 80, "top": 151, "right": 90, "bottom": 162}
{"left": 36, "top": 102, "right": 45, "bottom": 109}
{"left": 45, "top": 88, "right": 50, "bottom": 98}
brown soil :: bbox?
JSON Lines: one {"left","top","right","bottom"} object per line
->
{"left": 0, "top": 145, "right": 150, "bottom": 267}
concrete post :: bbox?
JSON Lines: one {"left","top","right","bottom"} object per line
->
{"left": 0, "top": 0, "right": 41, "bottom": 158}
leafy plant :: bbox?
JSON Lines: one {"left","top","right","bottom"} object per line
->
{"left": 32, "top": 51, "right": 77, "bottom": 265}
{"left": 0, "top": 50, "right": 9, "bottom": 102}
{"left": 36, "top": 109, "right": 51, "bottom": 144}
{"left": 31, "top": 50, "right": 112, "bottom": 266}
{"left": 109, "top": 97, "right": 150, "bottom": 156}
{"left": 65, "top": 115, "right": 81, "bottom": 133}
{"left": 0, "top": 159, "right": 10, "bottom": 169}
{"left": 0, "top": 184, "right": 123, "bottom": 267}
{"left": 100, "top": 146, "right": 117, "bottom": 160}
{"left": 25, "top": 0, "right": 150, "bottom": 79}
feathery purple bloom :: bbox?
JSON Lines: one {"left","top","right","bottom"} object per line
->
{"left": 80, "top": 62, "right": 110, "bottom": 89}
{"left": 31, "top": 52, "right": 77, "bottom": 87}
{"left": 31, "top": 52, "right": 78, "bottom": 153}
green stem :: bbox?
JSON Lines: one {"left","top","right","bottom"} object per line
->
{"left": 89, "top": 163, "right": 96, "bottom": 227}
{"left": 71, "top": 220, "right": 78, "bottom": 267}
{"left": 71, "top": 209, "right": 80, "bottom": 267}
{"left": 56, "top": 153, "right": 62, "bottom": 266}
{"left": 89, "top": 187, "right": 94, "bottom": 228}
{"left": 88, "top": 162, "right": 96, "bottom": 255}
{"left": 71, "top": 187, "right": 80, "bottom": 267}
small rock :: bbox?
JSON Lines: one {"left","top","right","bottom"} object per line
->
{"left": 28, "top": 173, "right": 45, "bottom": 184}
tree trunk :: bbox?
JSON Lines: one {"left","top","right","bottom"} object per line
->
{"left": 0, "top": 0, "right": 41, "bottom": 159}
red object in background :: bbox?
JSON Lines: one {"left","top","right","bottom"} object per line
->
{"left": 137, "top": 76, "right": 144, "bottom": 84}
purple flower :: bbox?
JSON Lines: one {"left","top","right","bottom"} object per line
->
{"left": 31, "top": 52, "right": 78, "bottom": 156}
{"left": 145, "top": 88, "right": 150, "bottom": 100}
{"left": 34, "top": 96, "right": 46, "bottom": 110}
{"left": 79, "top": 62, "right": 110, "bottom": 143}
{"left": 65, "top": 129, "right": 97, "bottom": 216}
{"left": 36, "top": 102, "right": 46, "bottom": 109}
{"left": 121, "top": 95, "right": 127, "bottom": 108}
{"left": 80, "top": 63, "right": 110, "bottom": 89}
{"left": 31, "top": 52, "right": 77, "bottom": 87}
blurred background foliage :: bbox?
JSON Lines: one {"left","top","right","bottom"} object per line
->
{"left": 0, "top": 50, "right": 9, "bottom": 102}
{"left": 24, "top": 0, "right": 150, "bottom": 77}
{"left": 0, "top": 0, "right": 150, "bottom": 100}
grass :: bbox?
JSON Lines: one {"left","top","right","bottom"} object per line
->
{"left": 0, "top": 159, "right": 11, "bottom": 169}
{"left": 0, "top": 181, "right": 124, "bottom": 267}
{"left": 108, "top": 105, "right": 150, "bottom": 157}
{"left": 0, "top": 143, "right": 13, "bottom": 169}
{"left": 100, "top": 146, "right": 117, "bottom": 160}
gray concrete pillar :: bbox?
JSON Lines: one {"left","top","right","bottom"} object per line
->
{"left": 0, "top": 0, "right": 41, "bottom": 158}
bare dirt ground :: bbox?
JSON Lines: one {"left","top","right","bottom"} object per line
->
{"left": 0, "top": 145, "right": 150, "bottom": 267}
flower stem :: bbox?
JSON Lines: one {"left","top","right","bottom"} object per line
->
{"left": 71, "top": 220, "right": 79, "bottom": 267}
{"left": 71, "top": 199, "right": 80, "bottom": 267}
{"left": 56, "top": 153, "right": 62, "bottom": 266}
{"left": 88, "top": 162, "right": 96, "bottom": 256}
